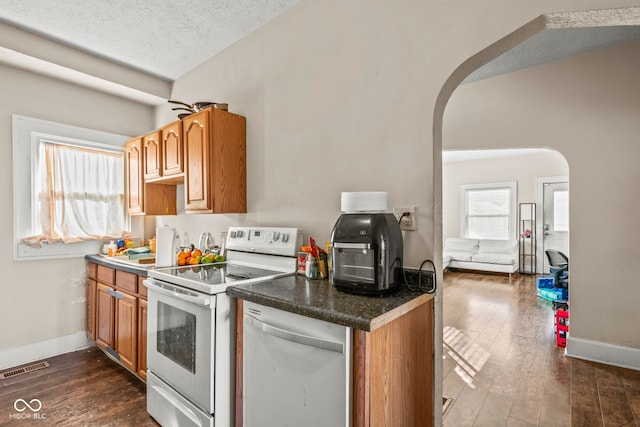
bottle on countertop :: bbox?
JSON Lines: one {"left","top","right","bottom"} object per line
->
{"left": 297, "top": 245, "right": 312, "bottom": 275}
{"left": 325, "top": 241, "right": 332, "bottom": 271}
{"left": 107, "top": 240, "right": 117, "bottom": 257}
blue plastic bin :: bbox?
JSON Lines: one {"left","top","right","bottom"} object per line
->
{"left": 536, "top": 276, "right": 568, "bottom": 301}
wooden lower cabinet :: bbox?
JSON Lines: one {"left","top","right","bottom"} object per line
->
{"left": 353, "top": 299, "right": 434, "bottom": 426}
{"left": 85, "top": 279, "right": 97, "bottom": 341}
{"left": 137, "top": 299, "right": 148, "bottom": 381}
{"left": 95, "top": 283, "right": 115, "bottom": 349}
{"left": 88, "top": 263, "right": 148, "bottom": 381}
{"left": 115, "top": 291, "right": 138, "bottom": 373}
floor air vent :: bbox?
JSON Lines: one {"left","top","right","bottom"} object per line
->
{"left": 0, "top": 361, "right": 50, "bottom": 380}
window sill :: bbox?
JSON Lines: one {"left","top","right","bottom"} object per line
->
{"left": 15, "top": 240, "right": 104, "bottom": 261}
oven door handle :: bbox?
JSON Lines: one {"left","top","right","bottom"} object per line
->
{"left": 144, "top": 279, "right": 211, "bottom": 307}
{"left": 245, "top": 314, "right": 344, "bottom": 354}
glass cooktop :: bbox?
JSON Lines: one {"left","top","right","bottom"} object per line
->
{"left": 149, "top": 262, "right": 291, "bottom": 294}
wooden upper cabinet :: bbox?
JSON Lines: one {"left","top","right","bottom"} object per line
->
{"left": 126, "top": 136, "right": 177, "bottom": 216}
{"left": 125, "top": 137, "right": 144, "bottom": 215}
{"left": 184, "top": 108, "right": 246, "bottom": 214}
{"left": 125, "top": 107, "right": 244, "bottom": 216}
{"left": 162, "top": 120, "right": 184, "bottom": 178}
{"left": 143, "top": 131, "right": 162, "bottom": 180}
{"left": 184, "top": 110, "right": 211, "bottom": 212}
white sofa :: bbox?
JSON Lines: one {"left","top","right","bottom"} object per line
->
{"left": 443, "top": 237, "right": 519, "bottom": 277}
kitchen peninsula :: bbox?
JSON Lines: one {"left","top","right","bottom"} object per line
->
{"left": 228, "top": 276, "right": 434, "bottom": 427}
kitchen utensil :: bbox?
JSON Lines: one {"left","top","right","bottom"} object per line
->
{"left": 198, "top": 232, "right": 214, "bottom": 251}
{"left": 168, "top": 100, "right": 229, "bottom": 112}
{"left": 172, "top": 107, "right": 194, "bottom": 113}
{"left": 309, "top": 237, "right": 326, "bottom": 278}
{"left": 168, "top": 100, "right": 193, "bottom": 109}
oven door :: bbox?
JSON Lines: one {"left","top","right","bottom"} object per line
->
{"left": 145, "top": 278, "right": 216, "bottom": 413}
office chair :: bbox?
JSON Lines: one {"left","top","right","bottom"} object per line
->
{"left": 545, "top": 249, "right": 569, "bottom": 289}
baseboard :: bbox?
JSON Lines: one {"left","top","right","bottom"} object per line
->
{"left": 566, "top": 336, "right": 640, "bottom": 371}
{"left": 0, "top": 332, "right": 91, "bottom": 371}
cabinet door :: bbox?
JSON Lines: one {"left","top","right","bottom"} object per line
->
{"left": 183, "top": 109, "right": 212, "bottom": 212}
{"left": 86, "top": 262, "right": 97, "bottom": 280}
{"left": 115, "top": 291, "right": 138, "bottom": 373}
{"left": 210, "top": 108, "right": 247, "bottom": 213}
{"left": 126, "top": 136, "right": 178, "bottom": 216}
{"left": 143, "top": 131, "right": 162, "bottom": 180}
{"left": 352, "top": 298, "right": 434, "bottom": 427}
{"left": 125, "top": 137, "right": 144, "bottom": 215}
{"left": 96, "top": 283, "right": 115, "bottom": 349}
{"left": 162, "top": 121, "right": 183, "bottom": 177}
{"left": 137, "top": 299, "right": 148, "bottom": 381}
{"left": 183, "top": 108, "right": 247, "bottom": 214}
{"left": 86, "top": 279, "right": 97, "bottom": 341}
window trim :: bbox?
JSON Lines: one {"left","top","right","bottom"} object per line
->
{"left": 460, "top": 181, "right": 518, "bottom": 240}
{"left": 12, "top": 114, "right": 131, "bottom": 261}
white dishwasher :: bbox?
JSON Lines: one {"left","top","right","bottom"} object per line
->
{"left": 243, "top": 300, "right": 352, "bottom": 427}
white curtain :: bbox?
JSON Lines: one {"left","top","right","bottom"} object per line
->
{"left": 22, "top": 142, "right": 129, "bottom": 247}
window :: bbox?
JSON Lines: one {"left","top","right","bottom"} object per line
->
{"left": 13, "top": 115, "right": 131, "bottom": 260}
{"left": 461, "top": 182, "right": 517, "bottom": 240}
{"left": 553, "top": 190, "right": 569, "bottom": 232}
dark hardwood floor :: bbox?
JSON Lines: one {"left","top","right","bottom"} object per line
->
{"left": 2, "top": 272, "right": 639, "bottom": 426}
{"left": 0, "top": 346, "right": 157, "bottom": 426}
{"left": 442, "top": 271, "right": 640, "bottom": 427}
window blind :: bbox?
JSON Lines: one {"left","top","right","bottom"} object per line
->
{"left": 465, "top": 187, "right": 511, "bottom": 239}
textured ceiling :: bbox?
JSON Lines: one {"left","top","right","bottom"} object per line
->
{"left": 0, "top": 0, "right": 301, "bottom": 81}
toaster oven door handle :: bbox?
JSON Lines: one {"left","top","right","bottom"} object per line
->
{"left": 333, "top": 242, "right": 371, "bottom": 250}
{"left": 245, "top": 315, "right": 344, "bottom": 354}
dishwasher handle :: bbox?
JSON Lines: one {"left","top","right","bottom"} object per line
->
{"left": 245, "top": 314, "right": 344, "bottom": 354}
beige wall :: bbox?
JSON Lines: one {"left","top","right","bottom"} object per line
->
{"left": 443, "top": 151, "right": 569, "bottom": 239}
{"left": 444, "top": 39, "right": 640, "bottom": 349}
{"left": 0, "top": 63, "right": 153, "bottom": 352}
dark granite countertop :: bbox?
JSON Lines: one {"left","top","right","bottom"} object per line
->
{"left": 227, "top": 274, "right": 434, "bottom": 332}
{"left": 85, "top": 254, "right": 152, "bottom": 276}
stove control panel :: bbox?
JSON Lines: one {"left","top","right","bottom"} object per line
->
{"left": 226, "top": 227, "right": 303, "bottom": 257}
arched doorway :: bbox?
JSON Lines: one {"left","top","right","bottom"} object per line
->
{"left": 432, "top": 8, "right": 640, "bottom": 425}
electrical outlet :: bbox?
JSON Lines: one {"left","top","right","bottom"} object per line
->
{"left": 393, "top": 206, "right": 417, "bottom": 231}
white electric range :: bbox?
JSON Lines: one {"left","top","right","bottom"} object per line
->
{"left": 144, "top": 226, "right": 302, "bottom": 427}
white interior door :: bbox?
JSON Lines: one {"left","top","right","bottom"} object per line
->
{"left": 542, "top": 181, "right": 569, "bottom": 273}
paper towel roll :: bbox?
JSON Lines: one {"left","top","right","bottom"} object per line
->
{"left": 155, "top": 226, "right": 176, "bottom": 268}
{"left": 341, "top": 192, "right": 388, "bottom": 213}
